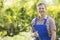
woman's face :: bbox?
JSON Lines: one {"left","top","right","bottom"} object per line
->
{"left": 37, "top": 5, "right": 46, "bottom": 16}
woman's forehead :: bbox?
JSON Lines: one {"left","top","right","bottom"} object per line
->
{"left": 37, "top": 5, "right": 46, "bottom": 8}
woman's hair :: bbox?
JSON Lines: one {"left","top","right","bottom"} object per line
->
{"left": 37, "top": 2, "right": 46, "bottom": 8}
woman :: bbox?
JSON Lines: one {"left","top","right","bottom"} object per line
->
{"left": 30, "top": 2, "right": 56, "bottom": 40}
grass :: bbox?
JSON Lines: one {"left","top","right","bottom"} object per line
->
{"left": 0, "top": 32, "right": 34, "bottom": 40}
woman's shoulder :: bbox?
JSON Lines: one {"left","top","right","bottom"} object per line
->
{"left": 47, "top": 16, "right": 56, "bottom": 30}
{"left": 47, "top": 16, "right": 55, "bottom": 22}
{"left": 31, "top": 17, "right": 37, "bottom": 26}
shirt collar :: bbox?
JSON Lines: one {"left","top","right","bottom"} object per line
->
{"left": 44, "top": 15, "right": 47, "bottom": 19}
{"left": 38, "top": 15, "right": 47, "bottom": 20}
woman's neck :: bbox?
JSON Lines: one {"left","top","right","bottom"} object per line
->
{"left": 39, "top": 14, "right": 45, "bottom": 20}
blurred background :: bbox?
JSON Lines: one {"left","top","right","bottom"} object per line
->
{"left": 0, "top": 0, "right": 60, "bottom": 40}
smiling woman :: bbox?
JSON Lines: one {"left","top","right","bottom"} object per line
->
{"left": 30, "top": 2, "right": 56, "bottom": 40}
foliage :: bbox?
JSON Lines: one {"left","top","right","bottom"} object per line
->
{"left": 0, "top": 0, "right": 60, "bottom": 37}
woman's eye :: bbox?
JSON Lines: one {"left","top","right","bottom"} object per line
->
{"left": 42, "top": 8, "right": 44, "bottom": 9}
{"left": 39, "top": 8, "right": 41, "bottom": 9}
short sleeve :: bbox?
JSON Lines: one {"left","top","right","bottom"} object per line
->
{"left": 49, "top": 17, "right": 56, "bottom": 31}
{"left": 31, "top": 18, "right": 36, "bottom": 27}
{"left": 30, "top": 18, "right": 36, "bottom": 32}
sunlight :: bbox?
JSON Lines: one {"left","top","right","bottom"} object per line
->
{"left": 4, "top": 0, "right": 17, "bottom": 7}
{"left": 45, "top": 0, "right": 53, "bottom": 5}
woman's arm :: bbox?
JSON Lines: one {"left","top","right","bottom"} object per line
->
{"left": 51, "top": 30, "right": 56, "bottom": 40}
{"left": 30, "top": 18, "right": 39, "bottom": 37}
{"left": 49, "top": 17, "right": 56, "bottom": 40}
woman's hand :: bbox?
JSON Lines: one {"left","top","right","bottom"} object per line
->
{"left": 31, "top": 31, "right": 39, "bottom": 37}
